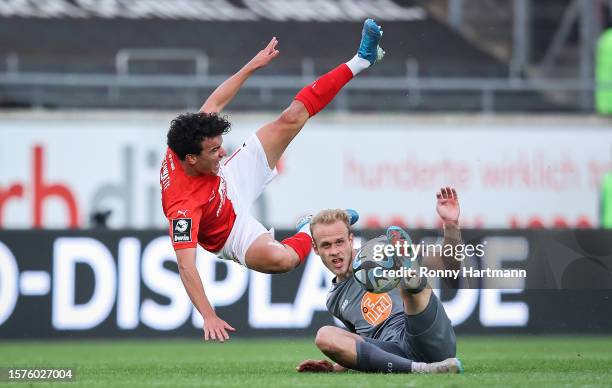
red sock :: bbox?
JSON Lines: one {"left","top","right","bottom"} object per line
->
{"left": 294, "top": 63, "right": 354, "bottom": 116}
{"left": 281, "top": 232, "right": 313, "bottom": 264}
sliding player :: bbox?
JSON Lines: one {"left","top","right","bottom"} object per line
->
{"left": 296, "top": 188, "right": 463, "bottom": 374}
{"left": 161, "top": 19, "right": 384, "bottom": 342}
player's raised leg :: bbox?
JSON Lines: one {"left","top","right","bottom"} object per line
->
{"left": 387, "top": 224, "right": 459, "bottom": 364}
{"left": 245, "top": 19, "right": 384, "bottom": 271}
{"left": 256, "top": 18, "right": 385, "bottom": 169}
{"left": 386, "top": 225, "right": 430, "bottom": 313}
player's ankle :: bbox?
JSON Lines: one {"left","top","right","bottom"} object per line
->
{"left": 346, "top": 54, "right": 371, "bottom": 76}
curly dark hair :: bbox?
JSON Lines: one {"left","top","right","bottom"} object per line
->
{"left": 167, "top": 112, "right": 231, "bottom": 160}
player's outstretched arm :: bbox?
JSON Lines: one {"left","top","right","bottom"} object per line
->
{"left": 200, "top": 37, "right": 280, "bottom": 113}
{"left": 175, "top": 248, "right": 236, "bottom": 342}
{"left": 422, "top": 187, "right": 462, "bottom": 286}
{"left": 437, "top": 187, "right": 462, "bottom": 264}
{"left": 437, "top": 186, "right": 461, "bottom": 244}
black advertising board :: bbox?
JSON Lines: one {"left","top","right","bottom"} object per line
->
{"left": 0, "top": 229, "right": 611, "bottom": 338}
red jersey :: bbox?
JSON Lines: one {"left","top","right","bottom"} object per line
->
{"left": 160, "top": 148, "right": 236, "bottom": 252}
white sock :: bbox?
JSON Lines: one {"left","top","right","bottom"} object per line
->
{"left": 345, "top": 54, "right": 370, "bottom": 76}
{"left": 411, "top": 362, "right": 427, "bottom": 373}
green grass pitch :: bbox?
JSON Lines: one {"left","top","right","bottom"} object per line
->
{"left": 2, "top": 336, "right": 611, "bottom": 387}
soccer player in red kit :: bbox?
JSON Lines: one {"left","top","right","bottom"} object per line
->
{"left": 161, "top": 19, "right": 384, "bottom": 342}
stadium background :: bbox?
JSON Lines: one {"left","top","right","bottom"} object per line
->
{"left": 1, "top": 0, "right": 612, "bottom": 386}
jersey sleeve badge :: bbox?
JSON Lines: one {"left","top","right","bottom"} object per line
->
{"left": 172, "top": 218, "right": 192, "bottom": 243}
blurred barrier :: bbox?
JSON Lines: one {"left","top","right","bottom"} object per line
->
{"left": 2, "top": 71, "right": 608, "bottom": 112}
{"left": 1, "top": 228, "right": 611, "bottom": 338}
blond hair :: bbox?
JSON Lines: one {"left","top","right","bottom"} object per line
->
{"left": 310, "top": 209, "right": 351, "bottom": 237}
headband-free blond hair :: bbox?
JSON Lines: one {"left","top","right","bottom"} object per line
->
{"left": 310, "top": 209, "right": 351, "bottom": 238}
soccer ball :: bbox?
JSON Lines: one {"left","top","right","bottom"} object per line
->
{"left": 352, "top": 235, "right": 401, "bottom": 294}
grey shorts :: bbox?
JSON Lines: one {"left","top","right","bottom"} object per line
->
{"left": 365, "top": 292, "right": 456, "bottom": 363}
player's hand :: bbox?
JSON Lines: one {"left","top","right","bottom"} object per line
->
{"left": 203, "top": 315, "right": 236, "bottom": 342}
{"left": 246, "top": 37, "right": 280, "bottom": 71}
{"left": 436, "top": 187, "right": 460, "bottom": 226}
{"left": 296, "top": 359, "right": 334, "bottom": 373}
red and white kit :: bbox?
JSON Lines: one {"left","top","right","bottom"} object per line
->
{"left": 161, "top": 134, "right": 277, "bottom": 265}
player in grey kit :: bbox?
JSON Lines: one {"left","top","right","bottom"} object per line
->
{"left": 296, "top": 187, "right": 463, "bottom": 374}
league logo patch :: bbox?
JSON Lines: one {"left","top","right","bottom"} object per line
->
{"left": 172, "top": 218, "right": 192, "bottom": 243}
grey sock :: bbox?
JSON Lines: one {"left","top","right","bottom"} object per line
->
{"left": 405, "top": 291, "right": 438, "bottom": 335}
{"left": 355, "top": 341, "right": 414, "bottom": 373}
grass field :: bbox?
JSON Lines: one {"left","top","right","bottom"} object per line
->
{"left": 2, "top": 336, "right": 612, "bottom": 387}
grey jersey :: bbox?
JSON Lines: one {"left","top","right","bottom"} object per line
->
{"left": 326, "top": 276, "right": 406, "bottom": 341}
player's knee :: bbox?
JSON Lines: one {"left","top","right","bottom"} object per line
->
{"left": 264, "top": 250, "right": 295, "bottom": 273}
{"left": 315, "top": 326, "right": 339, "bottom": 353}
{"left": 272, "top": 259, "right": 295, "bottom": 273}
{"left": 278, "top": 104, "right": 305, "bottom": 130}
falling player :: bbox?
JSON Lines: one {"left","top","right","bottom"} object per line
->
{"left": 161, "top": 19, "right": 385, "bottom": 342}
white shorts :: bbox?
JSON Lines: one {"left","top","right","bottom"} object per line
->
{"left": 217, "top": 134, "right": 277, "bottom": 266}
